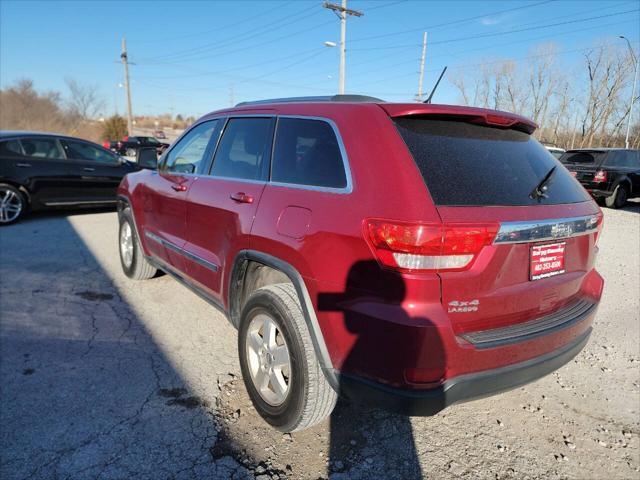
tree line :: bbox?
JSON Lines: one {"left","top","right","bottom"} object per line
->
{"left": 0, "top": 79, "right": 196, "bottom": 143}
{"left": 449, "top": 42, "right": 640, "bottom": 149}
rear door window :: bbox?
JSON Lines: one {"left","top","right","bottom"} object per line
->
{"left": 604, "top": 150, "right": 639, "bottom": 168}
{"left": 20, "top": 138, "right": 65, "bottom": 159}
{"left": 61, "top": 140, "right": 119, "bottom": 164}
{"left": 394, "top": 118, "right": 590, "bottom": 206}
{"left": 0, "top": 140, "right": 24, "bottom": 157}
{"left": 210, "top": 117, "right": 274, "bottom": 181}
{"left": 271, "top": 117, "right": 347, "bottom": 189}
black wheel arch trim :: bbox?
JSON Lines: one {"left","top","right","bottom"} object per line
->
{"left": 113, "top": 203, "right": 338, "bottom": 391}
{"left": 230, "top": 250, "right": 339, "bottom": 391}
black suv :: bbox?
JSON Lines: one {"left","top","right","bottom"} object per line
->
{"left": 560, "top": 148, "right": 640, "bottom": 208}
{"left": 113, "top": 136, "right": 169, "bottom": 157}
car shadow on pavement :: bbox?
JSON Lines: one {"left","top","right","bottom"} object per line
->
{"left": 619, "top": 199, "right": 640, "bottom": 214}
{"left": 319, "top": 260, "right": 447, "bottom": 479}
{"left": 0, "top": 215, "right": 244, "bottom": 479}
{"left": 15, "top": 206, "right": 118, "bottom": 224}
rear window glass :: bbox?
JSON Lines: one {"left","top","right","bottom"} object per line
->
{"left": 20, "top": 138, "right": 65, "bottom": 159}
{"left": 0, "top": 140, "right": 24, "bottom": 157}
{"left": 559, "top": 151, "right": 607, "bottom": 165}
{"left": 271, "top": 118, "right": 347, "bottom": 189}
{"left": 394, "top": 118, "right": 590, "bottom": 206}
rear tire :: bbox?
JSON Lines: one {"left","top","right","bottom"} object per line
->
{"left": 0, "top": 183, "right": 26, "bottom": 225}
{"left": 119, "top": 208, "right": 157, "bottom": 280}
{"left": 238, "top": 283, "right": 337, "bottom": 432}
{"left": 605, "top": 184, "right": 628, "bottom": 209}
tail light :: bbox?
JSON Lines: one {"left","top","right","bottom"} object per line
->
{"left": 364, "top": 219, "right": 499, "bottom": 273}
{"left": 593, "top": 170, "right": 607, "bottom": 183}
{"left": 594, "top": 211, "right": 604, "bottom": 246}
{"left": 102, "top": 141, "right": 109, "bottom": 149}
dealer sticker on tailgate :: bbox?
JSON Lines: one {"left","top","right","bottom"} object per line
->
{"left": 530, "top": 242, "right": 566, "bottom": 281}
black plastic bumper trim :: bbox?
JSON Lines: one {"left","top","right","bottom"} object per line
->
{"left": 337, "top": 328, "right": 591, "bottom": 416}
{"left": 459, "top": 300, "right": 596, "bottom": 349}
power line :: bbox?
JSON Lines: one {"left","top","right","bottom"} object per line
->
{"left": 348, "top": 8, "right": 639, "bottom": 51}
{"left": 348, "top": 0, "right": 555, "bottom": 43}
{"left": 131, "top": 1, "right": 296, "bottom": 45}
{"left": 280, "top": 17, "right": 639, "bottom": 87}
{"left": 137, "top": 4, "right": 320, "bottom": 63}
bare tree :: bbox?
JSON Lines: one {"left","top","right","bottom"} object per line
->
{"left": 65, "top": 78, "right": 104, "bottom": 122}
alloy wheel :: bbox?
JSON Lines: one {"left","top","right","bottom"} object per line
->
{"left": 120, "top": 221, "right": 134, "bottom": 268}
{"left": 0, "top": 188, "right": 23, "bottom": 224}
{"left": 245, "top": 313, "right": 292, "bottom": 406}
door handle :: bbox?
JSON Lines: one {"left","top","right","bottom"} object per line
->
{"left": 83, "top": 167, "right": 95, "bottom": 172}
{"left": 230, "top": 192, "right": 254, "bottom": 204}
{"left": 171, "top": 184, "right": 188, "bottom": 192}
{"left": 16, "top": 163, "right": 32, "bottom": 168}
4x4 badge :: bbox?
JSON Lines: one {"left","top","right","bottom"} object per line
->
{"left": 448, "top": 299, "right": 479, "bottom": 313}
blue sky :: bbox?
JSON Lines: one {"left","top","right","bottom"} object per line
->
{"left": 1, "top": 0, "right": 638, "bottom": 118}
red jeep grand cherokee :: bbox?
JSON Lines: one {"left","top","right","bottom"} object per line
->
{"left": 117, "top": 96, "right": 604, "bottom": 432}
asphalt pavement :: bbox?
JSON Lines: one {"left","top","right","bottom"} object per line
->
{"left": 0, "top": 202, "right": 638, "bottom": 479}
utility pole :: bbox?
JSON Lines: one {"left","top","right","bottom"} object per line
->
{"left": 323, "top": 1, "right": 363, "bottom": 94}
{"left": 120, "top": 36, "right": 134, "bottom": 135}
{"left": 620, "top": 36, "right": 638, "bottom": 149}
{"left": 416, "top": 32, "right": 427, "bottom": 102}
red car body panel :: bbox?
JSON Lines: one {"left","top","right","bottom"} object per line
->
{"left": 118, "top": 100, "right": 604, "bottom": 405}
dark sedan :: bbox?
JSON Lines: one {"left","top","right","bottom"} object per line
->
{"left": 0, "top": 131, "right": 146, "bottom": 225}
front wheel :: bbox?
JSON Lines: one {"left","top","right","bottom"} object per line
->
{"left": 119, "top": 208, "right": 157, "bottom": 280}
{"left": 605, "top": 184, "right": 628, "bottom": 209}
{"left": 238, "top": 283, "right": 337, "bottom": 432}
{"left": 0, "top": 184, "right": 26, "bottom": 225}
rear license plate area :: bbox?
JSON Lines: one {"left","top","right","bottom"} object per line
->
{"left": 530, "top": 242, "right": 566, "bottom": 281}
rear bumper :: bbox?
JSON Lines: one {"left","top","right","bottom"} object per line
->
{"left": 339, "top": 327, "right": 591, "bottom": 416}
{"left": 584, "top": 187, "right": 612, "bottom": 198}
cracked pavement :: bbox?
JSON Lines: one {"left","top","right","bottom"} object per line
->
{"left": 0, "top": 204, "right": 639, "bottom": 479}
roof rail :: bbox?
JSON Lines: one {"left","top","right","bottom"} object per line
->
{"left": 235, "top": 94, "right": 384, "bottom": 107}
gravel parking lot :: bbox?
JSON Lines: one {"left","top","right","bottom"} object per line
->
{"left": 1, "top": 202, "right": 638, "bottom": 479}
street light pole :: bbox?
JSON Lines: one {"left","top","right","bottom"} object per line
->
{"left": 620, "top": 36, "right": 638, "bottom": 149}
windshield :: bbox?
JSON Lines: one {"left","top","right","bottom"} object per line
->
{"left": 394, "top": 118, "right": 591, "bottom": 206}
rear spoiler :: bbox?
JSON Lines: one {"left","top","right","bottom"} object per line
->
{"left": 379, "top": 104, "right": 538, "bottom": 134}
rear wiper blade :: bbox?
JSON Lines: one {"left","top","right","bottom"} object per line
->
{"left": 530, "top": 166, "right": 557, "bottom": 200}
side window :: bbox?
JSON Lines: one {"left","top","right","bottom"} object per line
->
{"left": 0, "top": 140, "right": 24, "bottom": 157}
{"left": 20, "top": 138, "right": 65, "bottom": 159}
{"left": 271, "top": 118, "right": 347, "bottom": 189}
{"left": 210, "top": 117, "right": 274, "bottom": 181}
{"left": 61, "top": 140, "right": 118, "bottom": 164}
{"left": 605, "top": 151, "right": 636, "bottom": 168}
{"left": 164, "top": 120, "right": 218, "bottom": 174}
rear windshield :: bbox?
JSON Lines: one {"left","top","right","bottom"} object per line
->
{"left": 394, "top": 118, "right": 590, "bottom": 206}
{"left": 559, "top": 151, "right": 607, "bottom": 165}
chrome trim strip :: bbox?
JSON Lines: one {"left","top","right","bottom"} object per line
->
{"left": 144, "top": 231, "right": 219, "bottom": 272}
{"left": 44, "top": 200, "right": 117, "bottom": 206}
{"left": 494, "top": 215, "right": 599, "bottom": 244}
{"left": 190, "top": 113, "right": 353, "bottom": 195}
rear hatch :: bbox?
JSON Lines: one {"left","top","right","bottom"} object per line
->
{"left": 559, "top": 150, "right": 608, "bottom": 184}
{"left": 388, "top": 110, "right": 600, "bottom": 335}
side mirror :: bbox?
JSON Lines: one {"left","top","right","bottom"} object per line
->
{"left": 137, "top": 147, "right": 158, "bottom": 169}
